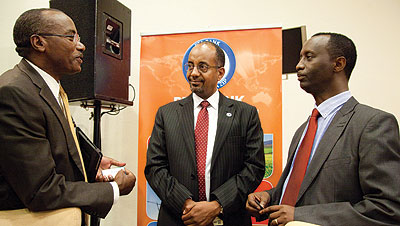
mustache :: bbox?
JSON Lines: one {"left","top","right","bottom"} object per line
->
{"left": 188, "top": 76, "right": 204, "bottom": 82}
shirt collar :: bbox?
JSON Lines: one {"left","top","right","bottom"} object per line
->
{"left": 193, "top": 90, "right": 219, "bottom": 110}
{"left": 316, "top": 91, "right": 352, "bottom": 118}
{"left": 25, "top": 59, "right": 60, "bottom": 99}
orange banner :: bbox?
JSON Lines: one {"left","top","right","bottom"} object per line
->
{"left": 138, "top": 27, "right": 282, "bottom": 226}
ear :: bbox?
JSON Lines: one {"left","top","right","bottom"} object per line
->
{"left": 333, "top": 56, "right": 346, "bottom": 73}
{"left": 217, "top": 67, "right": 225, "bottom": 81}
{"left": 30, "top": 35, "right": 46, "bottom": 53}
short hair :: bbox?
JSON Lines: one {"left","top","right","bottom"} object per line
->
{"left": 13, "top": 8, "right": 63, "bottom": 58}
{"left": 312, "top": 32, "right": 357, "bottom": 79}
{"left": 196, "top": 41, "right": 225, "bottom": 67}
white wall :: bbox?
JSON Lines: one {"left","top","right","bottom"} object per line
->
{"left": 1, "top": 1, "right": 400, "bottom": 225}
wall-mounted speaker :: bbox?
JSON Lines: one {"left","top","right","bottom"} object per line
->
{"left": 50, "top": 0, "right": 132, "bottom": 106}
{"left": 283, "top": 26, "right": 307, "bottom": 74}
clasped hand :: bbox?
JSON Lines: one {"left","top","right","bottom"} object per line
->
{"left": 181, "top": 199, "right": 220, "bottom": 226}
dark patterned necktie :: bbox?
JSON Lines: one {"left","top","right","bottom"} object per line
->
{"left": 281, "top": 108, "right": 320, "bottom": 206}
{"left": 195, "top": 101, "right": 210, "bottom": 201}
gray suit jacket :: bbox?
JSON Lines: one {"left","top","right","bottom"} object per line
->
{"left": 268, "top": 97, "right": 400, "bottom": 225}
{"left": 145, "top": 92, "right": 265, "bottom": 226}
{"left": 0, "top": 59, "right": 113, "bottom": 218}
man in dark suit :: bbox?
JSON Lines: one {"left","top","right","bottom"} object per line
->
{"left": 0, "top": 8, "right": 136, "bottom": 222}
{"left": 246, "top": 32, "right": 400, "bottom": 225}
{"left": 145, "top": 41, "right": 265, "bottom": 226}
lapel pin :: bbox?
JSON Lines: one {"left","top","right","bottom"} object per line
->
{"left": 226, "top": 112, "right": 232, "bottom": 117}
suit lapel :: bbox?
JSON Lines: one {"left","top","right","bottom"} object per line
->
{"left": 296, "top": 97, "right": 358, "bottom": 203}
{"left": 271, "top": 122, "right": 306, "bottom": 203}
{"left": 211, "top": 93, "right": 235, "bottom": 167}
{"left": 18, "top": 59, "right": 86, "bottom": 177}
{"left": 287, "top": 123, "right": 307, "bottom": 164}
{"left": 178, "top": 94, "right": 197, "bottom": 166}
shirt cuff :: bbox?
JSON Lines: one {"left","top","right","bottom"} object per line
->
{"left": 110, "top": 181, "right": 120, "bottom": 204}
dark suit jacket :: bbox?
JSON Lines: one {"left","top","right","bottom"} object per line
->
{"left": 0, "top": 59, "right": 113, "bottom": 218}
{"left": 267, "top": 97, "right": 400, "bottom": 225}
{"left": 145, "top": 92, "right": 265, "bottom": 226}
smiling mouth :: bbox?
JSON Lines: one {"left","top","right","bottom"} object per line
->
{"left": 76, "top": 57, "right": 83, "bottom": 64}
{"left": 190, "top": 80, "right": 203, "bottom": 87}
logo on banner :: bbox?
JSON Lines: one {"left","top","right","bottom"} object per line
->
{"left": 182, "top": 38, "right": 236, "bottom": 89}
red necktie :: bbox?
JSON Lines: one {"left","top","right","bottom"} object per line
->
{"left": 281, "top": 108, "right": 320, "bottom": 206}
{"left": 195, "top": 101, "right": 209, "bottom": 201}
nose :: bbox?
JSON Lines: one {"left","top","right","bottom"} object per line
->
{"left": 191, "top": 64, "right": 201, "bottom": 76}
{"left": 296, "top": 58, "right": 304, "bottom": 71}
{"left": 77, "top": 41, "right": 85, "bottom": 52}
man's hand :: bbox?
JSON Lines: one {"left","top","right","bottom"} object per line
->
{"left": 182, "top": 199, "right": 196, "bottom": 215}
{"left": 114, "top": 168, "right": 136, "bottom": 195}
{"left": 181, "top": 199, "right": 220, "bottom": 226}
{"left": 246, "top": 191, "right": 270, "bottom": 217}
{"left": 261, "top": 205, "right": 294, "bottom": 226}
{"left": 96, "top": 156, "right": 126, "bottom": 182}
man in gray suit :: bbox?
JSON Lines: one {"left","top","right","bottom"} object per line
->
{"left": 246, "top": 32, "right": 400, "bottom": 225}
{"left": 0, "top": 8, "right": 136, "bottom": 223}
{"left": 145, "top": 41, "right": 265, "bottom": 226}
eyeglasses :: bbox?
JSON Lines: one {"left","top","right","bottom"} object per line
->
{"left": 184, "top": 62, "right": 221, "bottom": 73}
{"left": 37, "top": 33, "right": 80, "bottom": 45}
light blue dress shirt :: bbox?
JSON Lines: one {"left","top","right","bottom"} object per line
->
{"left": 279, "top": 91, "right": 352, "bottom": 203}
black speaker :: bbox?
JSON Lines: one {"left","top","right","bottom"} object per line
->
{"left": 283, "top": 26, "right": 306, "bottom": 74}
{"left": 50, "top": 0, "right": 132, "bottom": 106}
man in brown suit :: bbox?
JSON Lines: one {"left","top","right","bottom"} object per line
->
{"left": 0, "top": 8, "right": 136, "bottom": 224}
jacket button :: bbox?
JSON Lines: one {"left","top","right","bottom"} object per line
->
{"left": 190, "top": 174, "right": 196, "bottom": 180}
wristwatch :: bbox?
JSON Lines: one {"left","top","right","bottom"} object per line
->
{"left": 216, "top": 199, "right": 223, "bottom": 215}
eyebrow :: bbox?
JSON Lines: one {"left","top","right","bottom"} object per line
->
{"left": 301, "top": 50, "right": 314, "bottom": 55}
{"left": 65, "top": 29, "right": 77, "bottom": 34}
{"left": 187, "top": 61, "right": 209, "bottom": 65}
